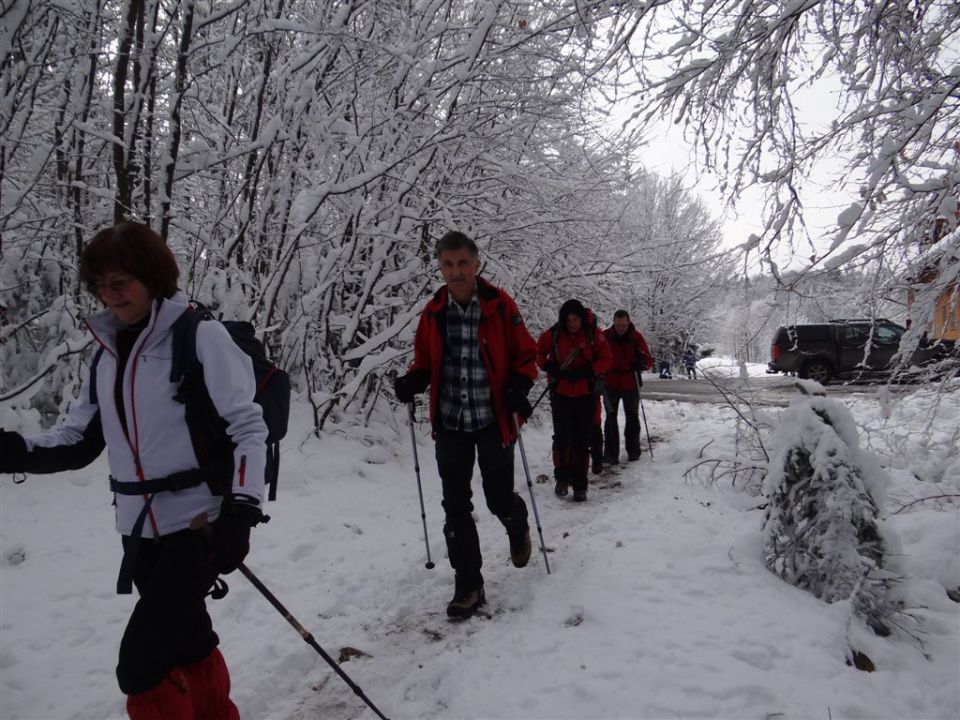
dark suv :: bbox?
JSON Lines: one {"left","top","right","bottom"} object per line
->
{"left": 768, "top": 319, "right": 955, "bottom": 384}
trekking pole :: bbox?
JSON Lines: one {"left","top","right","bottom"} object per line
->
{"left": 513, "top": 414, "right": 551, "bottom": 575}
{"left": 406, "top": 402, "right": 435, "bottom": 570}
{"left": 635, "top": 370, "right": 654, "bottom": 459}
{"left": 528, "top": 345, "right": 583, "bottom": 416}
{"left": 238, "top": 564, "right": 391, "bottom": 720}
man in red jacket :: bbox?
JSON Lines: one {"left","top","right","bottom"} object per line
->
{"left": 393, "top": 231, "right": 539, "bottom": 618}
{"left": 536, "top": 300, "right": 612, "bottom": 501}
{"left": 602, "top": 310, "right": 653, "bottom": 463}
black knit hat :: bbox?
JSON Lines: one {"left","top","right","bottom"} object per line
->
{"left": 558, "top": 298, "right": 588, "bottom": 326}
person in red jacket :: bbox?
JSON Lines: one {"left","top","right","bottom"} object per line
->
{"left": 393, "top": 231, "right": 538, "bottom": 619}
{"left": 536, "top": 300, "right": 611, "bottom": 501}
{"left": 602, "top": 310, "right": 653, "bottom": 463}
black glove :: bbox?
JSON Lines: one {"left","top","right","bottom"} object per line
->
{"left": 208, "top": 499, "right": 263, "bottom": 575}
{"left": 505, "top": 374, "right": 534, "bottom": 420}
{"left": 543, "top": 360, "right": 560, "bottom": 375}
{"left": 393, "top": 369, "right": 430, "bottom": 404}
{"left": 0, "top": 430, "right": 27, "bottom": 473}
{"left": 593, "top": 374, "right": 606, "bottom": 396}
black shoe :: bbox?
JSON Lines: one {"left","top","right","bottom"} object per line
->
{"left": 627, "top": 453, "right": 640, "bottom": 462}
{"left": 447, "top": 585, "right": 486, "bottom": 619}
{"left": 508, "top": 525, "right": 532, "bottom": 568}
{"left": 573, "top": 489, "right": 587, "bottom": 502}
{"left": 502, "top": 504, "right": 532, "bottom": 569}
{"left": 603, "top": 454, "right": 619, "bottom": 466}
{"left": 591, "top": 458, "right": 603, "bottom": 475}
{"left": 555, "top": 480, "right": 569, "bottom": 497}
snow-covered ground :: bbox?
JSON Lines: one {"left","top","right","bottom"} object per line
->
{"left": 2, "top": 370, "right": 958, "bottom": 720}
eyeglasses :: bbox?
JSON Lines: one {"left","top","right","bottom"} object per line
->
{"left": 92, "top": 275, "right": 136, "bottom": 295}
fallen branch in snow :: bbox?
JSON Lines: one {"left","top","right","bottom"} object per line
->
{"left": 889, "top": 494, "right": 960, "bottom": 515}
{"left": 682, "top": 457, "right": 767, "bottom": 488}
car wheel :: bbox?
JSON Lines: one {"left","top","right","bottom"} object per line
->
{"left": 800, "top": 360, "right": 832, "bottom": 385}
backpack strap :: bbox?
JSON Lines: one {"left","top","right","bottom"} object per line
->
{"left": 170, "top": 306, "right": 209, "bottom": 384}
{"left": 89, "top": 347, "right": 105, "bottom": 405}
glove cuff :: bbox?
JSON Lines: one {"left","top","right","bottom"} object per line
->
{"left": 221, "top": 496, "right": 264, "bottom": 527}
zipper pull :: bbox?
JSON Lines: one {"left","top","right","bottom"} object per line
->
{"left": 238, "top": 455, "right": 247, "bottom": 488}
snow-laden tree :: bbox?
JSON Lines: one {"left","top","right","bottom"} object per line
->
{"left": 763, "top": 385, "right": 901, "bottom": 634}
{"left": 1, "top": 0, "right": 656, "bottom": 429}
{"left": 602, "top": 0, "right": 959, "bottom": 357}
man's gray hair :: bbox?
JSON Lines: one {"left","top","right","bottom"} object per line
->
{"left": 435, "top": 231, "right": 479, "bottom": 258}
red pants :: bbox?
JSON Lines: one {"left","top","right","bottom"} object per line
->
{"left": 127, "top": 648, "right": 239, "bottom": 720}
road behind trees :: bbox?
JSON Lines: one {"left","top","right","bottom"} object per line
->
{"left": 638, "top": 373, "right": 913, "bottom": 406}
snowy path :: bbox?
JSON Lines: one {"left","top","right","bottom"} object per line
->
{"left": 2, "top": 396, "right": 958, "bottom": 720}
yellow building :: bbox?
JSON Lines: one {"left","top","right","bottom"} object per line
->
{"left": 907, "top": 222, "right": 959, "bottom": 341}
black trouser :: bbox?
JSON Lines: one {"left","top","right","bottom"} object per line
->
{"left": 117, "top": 529, "right": 219, "bottom": 695}
{"left": 590, "top": 421, "right": 604, "bottom": 470}
{"left": 604, "top": 387, "right": 641, "bottom": 460}
{"left": 550, "top": 394, "right": 594, "bottom": 492}
{"left": 435, "top": 423, "right": 520, "bottom": 591}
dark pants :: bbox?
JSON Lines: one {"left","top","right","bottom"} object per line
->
{"left": 590, "top": 422, "right": 604, "bottom": 472}
{"left": 659, "top": 361, "right": 672, "bottom": 378}
{"left": 604, "top": 388, "right": 641, "bottom": 460}
{"left": 550, "top": 394, "right": 594, "bottom": 492}
{"left": 435, "top": 423, "right": 520, "bottom": 591}
{"left": 117, "top": 530, "right": 219, "bottom": 695}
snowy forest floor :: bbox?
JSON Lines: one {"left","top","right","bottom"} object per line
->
{"left": 1, "top": 368, "right": 958, "bottom": 720}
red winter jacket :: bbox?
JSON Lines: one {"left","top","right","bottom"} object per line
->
{"left": 408, "top": 277, "right": 538, "bottom": 444}
{"left": 536, "top": 323, "right": 612, "bottom": 398}
{"left": 602, "top": 324, "right": 653, "bottom": 392}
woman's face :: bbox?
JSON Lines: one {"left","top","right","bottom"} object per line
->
{"left": 94, "top": 270, "right": 153, "bottom": 325}
{"left": 565, "top": 314, "right": 582, "bottom": 333}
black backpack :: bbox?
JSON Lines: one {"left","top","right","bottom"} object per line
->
{"left": 90, "top": 305, "right": 291, "bottom": 501}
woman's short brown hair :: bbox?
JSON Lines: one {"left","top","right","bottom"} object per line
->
{"left": 79, "top": 222, "right": 179, "bottom": 299}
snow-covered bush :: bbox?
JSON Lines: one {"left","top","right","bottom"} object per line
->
{"left": 762, "top": 388, "right": 899, "bottom": 634}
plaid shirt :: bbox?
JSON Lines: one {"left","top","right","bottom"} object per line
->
{"left": 438, "top": 293, "right": 494, "bottom": 432}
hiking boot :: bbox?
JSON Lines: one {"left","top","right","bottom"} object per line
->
{"left": 627, "top": 452, "right": 641, "bottom": 462}
{"left": 554, "top": 480, "right": 569, "bottom": 497}
{"left": 573, "top": 489, "right": 587, "bottom": 502}
{"left": 447, "top": 585, "right": 486, "bottom": 619}
{"left": 508, "top": 525, "right": 532, "bottom": 568}
{"left": 591, "top": 457, "right": 603, "bottom": 475}
{"left": 603, "top": 454, "right": 619, "bottom": 466}
{"left": 501, "top": 500, "right": 532, "bottom": 569}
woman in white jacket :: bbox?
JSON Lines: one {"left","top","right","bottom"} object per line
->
{"left": 0, "top": 222, "right": 268, "bottom": 720}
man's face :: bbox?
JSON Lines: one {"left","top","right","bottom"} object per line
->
{"left": 614, "top": 317, "right": 629, "bottom": 335}
{"left": 439, "top": 247, "right": 480, "bottom": 304}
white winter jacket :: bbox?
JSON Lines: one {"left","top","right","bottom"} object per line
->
{"left": 25, "top": 292, "right": 268, "bottom": 537}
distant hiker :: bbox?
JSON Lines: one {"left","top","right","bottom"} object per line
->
{"left": 392, "top": 231, "right": 538, "bottom": 619}
{"left": 682, "top": 348, "right": 698, "bottom": 379}
{"left": 602, "top": 310, "right": 653, "bottom": 464}
{"left": 0, "top": 222, "right": 267, "bottom": 719}
{"left": 657, "top": 340, "right": 674, "bottom": 379}
{"left": 536, "top": 299, "right": 611, "bottom": 502}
